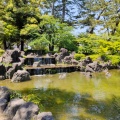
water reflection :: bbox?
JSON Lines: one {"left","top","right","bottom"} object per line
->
{"left": 93, "top": 90, "right": 106, "bottom": 100}
{"left": 59, "top": 73, "right": 67, "bottom": 79}
{"left": 34, "top": 78, "right": 53, "bottom": 91}
{"left": 1, "top": 70, "right": 120, "bottom": 120}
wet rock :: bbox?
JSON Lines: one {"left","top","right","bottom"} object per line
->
{"left": 13, "top": 102, "right": 39, "bottom": 120}
{"left": 33, "top": 61, "right": 41, "bottom": 67}
{"left": 5, "top": 98, "right": 25, "bottom": 119}
{"left": 11, "top": 70, "right": 30, "bottom": 82}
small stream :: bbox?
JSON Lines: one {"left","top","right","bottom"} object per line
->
{"left": 0, "top": 70, "right": 120, "bottom": 120}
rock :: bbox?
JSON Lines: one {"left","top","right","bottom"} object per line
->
{"left": 63, "top": 56, "right": 72, "bottom": 64}
{"left": 6, "top": 67, "right": 15, "bottom": 79}
{"left": 78, "top": 61, "right": 86, "bottom": 72}
{"left": 71, "top": 59, "right": 79, "bottom": 65}
{"left": 84, "top": 72, "right": 92, "bottom": 78}
{"left": 55, "top": 48, "right": 69, "bottom": 63}
{"left": 85, "top": 61, "right": 102, "bottom": 72}
{"left": 19, "top": 57, "right": 25, "bottom": 65}
{"left": 5, "top": 98, "right": 25, "bottom": 119}
{"left": 11, "top": 50, "right": 20, "bottom": 63}
{"left": 0, "top": 76, "right": 5, "bottom": 80}
{"left": 84, "top": 57, "right": 93, "bottom": 65}
{"left": 35, "top": 112, "right": 54, "bottom": 120}
{"left": 60, "top": 48, "right": 69, "bottom": 59}
{"left": 0, "top": 112, "right": 10, "bottom": 120}
{"left": 85, "top": 65, "right": 95, "bottom": 72}
{"left": 12, "top": 102, "right": 39, "bottom": 120}
{"left": 0, "top": 63, "right": 6, "bottom": 77}
{"left": 20, "top": 51, "right": 25, "bottom": 57}
{"left": 0, "top": 86, "right": 10, "bottom": 102}
{"left": 1, "top": 49, "right": 21, "bottom": 64}
{"left": 0, "top": 98, "right": 7, "bottom": 112}
{"left": 12, "top": 62, "right": 23, "bottom": 71}
{"left": 11, "top": 70, "right": 30, "bottom": 82}
{"left": 33, "top": 61, "right": 41, "bottom": 67}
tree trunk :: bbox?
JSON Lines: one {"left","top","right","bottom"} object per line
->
{"left": 111, "top": 20, "right": 119, "bottom": 35}
{"left": 3, "top": 40, "right": 7, "bottom": 50}
{"left": 21, "top": 40, "right": 24, "bottom": 51}
{"left": 62, "top": 0, "right": 66, "bottom": 22}
{"left": 51, "top": 0, "right": 55, "bottom": 16}
{"left": 89, "top": 8, "right": 106, "bottom": 34}
{"left": 49, "top": 44, "right": 54, "bottom": 51}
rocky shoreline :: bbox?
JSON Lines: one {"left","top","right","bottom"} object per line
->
{"left": 0, "top": 86, "right": 54, "bottom": 120}
{"left": 0, "top": 48, "right": 118, "bottom": 81}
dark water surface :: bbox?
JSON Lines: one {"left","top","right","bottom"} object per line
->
{"left": 1, "top": 70, "right": 120, "bottom": 120}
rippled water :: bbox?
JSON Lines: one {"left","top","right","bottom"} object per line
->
{"left": 1, "top": 70, "right": 120, "bottom": 120}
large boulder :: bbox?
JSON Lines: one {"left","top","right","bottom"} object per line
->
{"left": 2, "top": 48, "right": 21, "bottom": 64}
{"left": 56, "top": 48, "right": 69, "bottom": 63}
{"left": 11, "top": 70, "right": 30, "bottom": 82}
{"left": 0, "top": 87, "right": 10, "bottom": 112}
{"left": 6, "top": 67, "right": 15, "bottom": 79}
{"left": 35, "top": 112, "right": 54, "bottom": 120}
{"left": 60, "top": 48, "right": 69, "bottom": 59}
{"left": 63, "top": 56, "right": 72, "bottom": 64}
{"left": 6, "top": 62, "right": 24, "bottom": 79}
{"left": 0, "top": 98, "right": 8, "bottom": 112}
{"left": 4, "top": 98, "right": 25, "bottom": 119}
{"left": 0, "top": 63, "right": 6, "bottom": 80}
{"left": 12, "top": 102, "right": 39, "bottom": 120}
{"left": 85, "top": 61, "right": 102, "bottom": 72}
{"left": 0, "top": 86, "right": 10, "bottom": 102}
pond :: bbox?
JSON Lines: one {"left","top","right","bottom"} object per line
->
{"left": 0, "top": 70, "right": 120, "bottom": 120}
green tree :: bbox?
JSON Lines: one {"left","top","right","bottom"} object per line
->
{"left": 0, "top": 0, "right": 42, "bottom": 50}
{"left": 77, "top": 0, "right": 120, "bottom": 35}
{"left": 28, "top": 15, "right": 76, "bottom": 52}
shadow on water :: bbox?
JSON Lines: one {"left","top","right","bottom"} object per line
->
{"left": 11, "top": 87, "right": 120, "bottom": 120}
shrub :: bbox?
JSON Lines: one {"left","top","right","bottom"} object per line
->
{"left": 74, "top": 53, "right": 85, "bottom": 60}
{"left": 100, "top": 54, "right": 110, "bottom": 62}
{"left": 89, "top": 54, "right": 100, "bottom": 61}
{"left": 109, "top": 55, "right": 120, "bottom": 65}
{"left": 0, "top": 49, "right": 4, "bottom": 56}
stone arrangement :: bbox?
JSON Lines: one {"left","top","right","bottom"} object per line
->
{"left": 0, "top": 86, "right": 54, "bottom": 120}
{"left": 0, "top": 47, "right": 114, "bottom": 80}
{"left": 0, "top": 48, "right": 30, "bottom": 82}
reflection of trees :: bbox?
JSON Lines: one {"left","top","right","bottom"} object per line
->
{"left": 12, "top": 88, "right": 120, "bottom": 120}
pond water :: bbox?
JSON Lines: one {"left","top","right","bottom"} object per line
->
{"left": 0, "top": 70, "right": 120, "bottom": 120}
